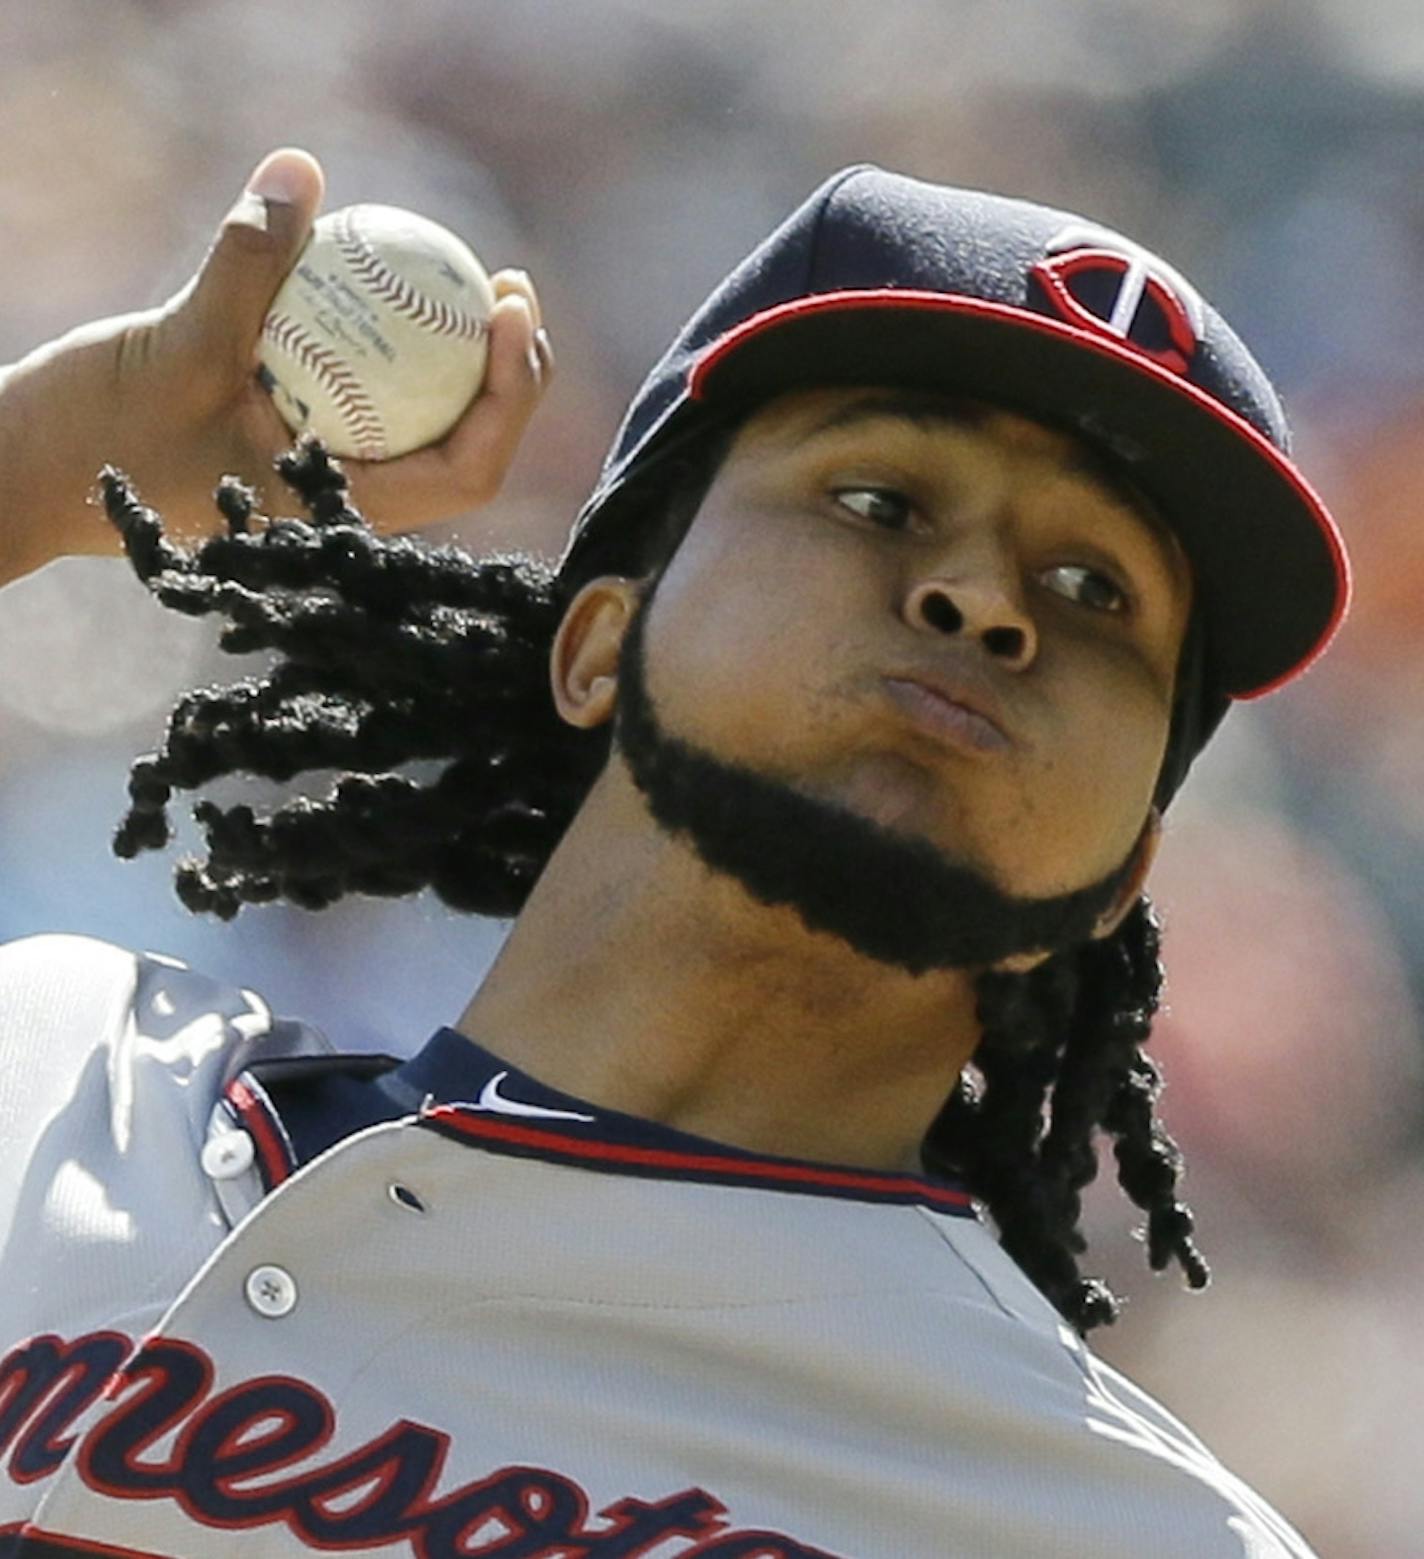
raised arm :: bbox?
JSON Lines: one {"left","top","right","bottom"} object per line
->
{"left": 0, "top": 148, "right": 551, "bottom": 591}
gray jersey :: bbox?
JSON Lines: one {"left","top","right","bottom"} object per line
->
{"left": 0, "top": 934, "right": 1315, "bottom": 1558}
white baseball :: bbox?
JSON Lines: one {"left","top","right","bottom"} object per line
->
{"left": 257, "top": 204, "right": 496, "bottom": 461}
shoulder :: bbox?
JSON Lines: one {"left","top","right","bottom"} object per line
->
{"left": 0, "top": 931, "right": 343, "bottom": 1197}
{"left": 0, "top": 932, "right": 339, "bottom": 1151}
{"left": 915, "top": 1211, "right": 1317, "bottom": 1555}
{"left": 0, "top": 934, "right": 336, "bottom": 1336}
{"left": 0, "top": 934, "right": 156, "bottom": 1121}
{"left": 0, "top": 931, "right": 310, "bottom": 1091}
{"left": 0, "top": 932, "right": 144, "bottom": 1053}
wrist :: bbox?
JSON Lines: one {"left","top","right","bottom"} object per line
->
{"left": 0, "top": 323, "right": 135, "bottom": 586}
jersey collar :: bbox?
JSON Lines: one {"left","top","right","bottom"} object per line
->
{"left": 225, "top": 1026, "right": 979, "bottom": 1219}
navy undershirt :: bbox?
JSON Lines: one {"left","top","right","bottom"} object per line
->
{"left": 235, "top": 1026, "right": 979, "bottom": 1217}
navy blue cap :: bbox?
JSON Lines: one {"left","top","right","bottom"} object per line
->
{"left": 564, "top": 164, "right": 1349, "bottom": 706}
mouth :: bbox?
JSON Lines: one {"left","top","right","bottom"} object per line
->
{"left": 881, "top": 675, "right": 1012, "bottom": 755}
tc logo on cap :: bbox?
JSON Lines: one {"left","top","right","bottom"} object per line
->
{"left": 1029, "top": 224, "right": 1204, "bottom": 377}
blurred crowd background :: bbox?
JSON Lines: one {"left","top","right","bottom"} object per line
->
{"left": 3, "top": 1, "right": 1422, "bottom": 1550}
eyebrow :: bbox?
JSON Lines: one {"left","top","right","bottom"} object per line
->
{"left": 800, "top": 391, "right": 988, "bottom": 443}
{"left": 798, "top": 390, "right": 1182, "bottom": 552}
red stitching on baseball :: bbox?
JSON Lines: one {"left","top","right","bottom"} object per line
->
{"left": 263, "top": 315, "right": 388, "bottom": 460}
{"left": 335, "top": 209, "right": 487, "bottom": 341}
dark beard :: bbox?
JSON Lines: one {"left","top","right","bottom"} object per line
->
{"left": 613, "top": 595, "right": 1139, "bottom": 976}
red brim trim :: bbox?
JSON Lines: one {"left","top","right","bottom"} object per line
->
{"left": 690, "top": 289, "right": 1352, "bottom": 699}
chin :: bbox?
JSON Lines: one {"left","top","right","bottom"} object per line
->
{"left": 805, "top": 752, "right": 948, "bottom": 836}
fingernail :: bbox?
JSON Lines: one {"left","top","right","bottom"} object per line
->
{"left": 246, "top": 151, "right": 307, "bottom": 206}
{"left": 534, "top": 326, "right": 551, "bottom": 353}
{"left": 227, "top": 190, "right": 270, "bottom": 231}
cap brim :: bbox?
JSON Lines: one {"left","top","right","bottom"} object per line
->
{"left": 688, "top": 291, "right": 1350, "bottom": 698}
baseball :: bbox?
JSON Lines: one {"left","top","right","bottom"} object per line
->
{"left": 257, "top": 203, "right": 496, "bottom": 461}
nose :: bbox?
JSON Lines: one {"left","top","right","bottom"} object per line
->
{"left": 903, "top": 569, "right": 1038, "bottom": 670}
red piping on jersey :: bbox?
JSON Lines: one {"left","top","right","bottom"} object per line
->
{"left": 422, "top": 1106, "right": 976, "bottom": 1213}
{"left": 224, "top": 1076, "right": 292, "bottom": 1190}
{"left": 0, "top": 1524, "right": 173, "bottom": 1559}
{"left": 688, "top": 288, "right": 1352, "bottom": 699}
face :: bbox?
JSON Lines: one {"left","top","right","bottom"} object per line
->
{"left": 555, "top": 388, "right": 1191, "bottom": 966}
{"left": 625, "top": 387, "right": 1193, "bottom": 913}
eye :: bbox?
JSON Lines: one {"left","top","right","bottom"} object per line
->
{"left": 832, "top": 486, "right": 918, "bottom": 531}
{"left": 1039, "top": 562, "right": 1129, "bottom": 614}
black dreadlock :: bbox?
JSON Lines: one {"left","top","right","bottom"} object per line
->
{"left": 99, "top": 434, "right": 1207, "bottom": 1333}
{"left": 922, "top": 899, "right": 1208, "bottom": 1331}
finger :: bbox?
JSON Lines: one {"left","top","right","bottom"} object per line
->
{"left": 533, "top": 324, "right": 554, "bottom": 379}
{"left": 175, "top": 148, "right": 325, "bottom": 386}
{"left": 440, "top": 290, "right": 547, "bottom": 494}
{"left": 491, "top": 268, "right": 542, "bottom": 331}
{"left": 345, "top": 293, "right": 549, "bottom": 529}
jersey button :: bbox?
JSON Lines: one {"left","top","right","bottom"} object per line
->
{"left": 201, "top": 1130, "right": 256, "bottom": 1181}
{"left": 245, "top": 1264, "right": 298, "bottom": 1318}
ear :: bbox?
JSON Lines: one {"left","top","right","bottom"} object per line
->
{"left": 549, "top": 577, "right": 640, "bottom": 731}
{"left": 1088, "top": 807, "right": 1163, "bottom": 943}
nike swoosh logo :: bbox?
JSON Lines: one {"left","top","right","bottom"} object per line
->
{"left": 474, "top": 1071, "right": 596, "bottom": 1123}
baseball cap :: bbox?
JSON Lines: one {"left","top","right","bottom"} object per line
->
{"left": 563, "top": 166, "right": 1351, "bottom": 792}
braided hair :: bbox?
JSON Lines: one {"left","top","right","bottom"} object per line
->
{"left": 99, "top": 434, "right": 1207, "bottom": 1333}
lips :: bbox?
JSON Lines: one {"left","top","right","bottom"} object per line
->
{"left": 881, "top": 674, "right": 1012, "bottom": 755}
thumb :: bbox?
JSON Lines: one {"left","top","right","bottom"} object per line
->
{"left": 175, "top": 148, "right": 325, "bottom": 381}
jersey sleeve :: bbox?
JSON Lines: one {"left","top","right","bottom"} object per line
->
{"left": 0, "top": 933, "right": 146, "bottom": 1152}
{"left": 0, "top": 933, "right": 328, "bottom": 1342}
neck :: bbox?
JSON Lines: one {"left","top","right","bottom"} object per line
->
{"left": 455, "top": 764, "right": 983, "bottom": 1173}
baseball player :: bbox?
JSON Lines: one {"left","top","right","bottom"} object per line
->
{"left": 0, "top": 148, "right": 1347, "bottom": 1557}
